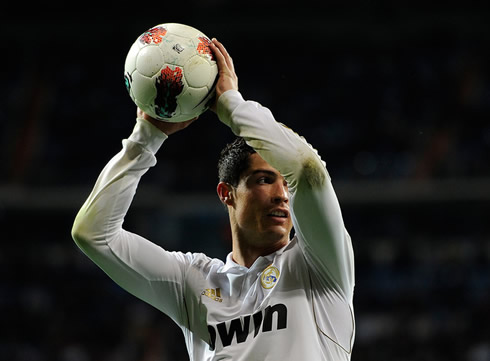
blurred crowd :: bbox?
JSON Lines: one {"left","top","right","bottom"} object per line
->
{"left": 2, "top": 5, "right": 490, "bottom": 189}
{"left": 1, "top": 3, "right": 489, "bottom": 361}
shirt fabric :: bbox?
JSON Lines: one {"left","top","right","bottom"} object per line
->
{"left": 72, "top": 90, "right": 355, "bottom": 360}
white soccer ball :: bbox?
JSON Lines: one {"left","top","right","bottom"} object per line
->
{"left": 124, "top": 23, "right": 218, "bottom": 123}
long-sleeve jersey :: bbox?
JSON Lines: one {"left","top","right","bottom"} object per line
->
{"left": 72, "top": 90, "right": 355, "bottom": 360}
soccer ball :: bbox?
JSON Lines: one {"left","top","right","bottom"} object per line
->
{"left": 124, "top": 23, "right": 218, "bottom": 123}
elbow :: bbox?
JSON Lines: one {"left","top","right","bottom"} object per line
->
{"left": 71, "top": 211, "right": 94, "bottom": 250}
{"left": 71, "top": 221, "right": 84, "bottom": 246}
{"left": 71, "top": 219, "right": 87, "bottom": 248}
{"left": 71, "top": 207, "right": 114, "bottom": 252}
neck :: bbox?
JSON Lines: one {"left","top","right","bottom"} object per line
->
{"left": 231, "top": 229, "right": 288, "bottom": 268}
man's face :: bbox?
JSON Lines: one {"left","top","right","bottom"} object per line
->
{"left": 230, "top": 153, "right": 293, "bottom": 246}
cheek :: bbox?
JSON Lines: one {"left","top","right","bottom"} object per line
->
{"left": 235, "top": 192, "right": 264, "bottom": 222}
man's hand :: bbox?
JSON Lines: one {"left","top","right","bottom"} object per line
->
{"left": 210, "top": 38, "right": 239, "bottom": 111}
{"left": 137, "top": 108, "right": 196, "bottom": 136}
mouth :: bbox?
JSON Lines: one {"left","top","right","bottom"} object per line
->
{"left": 267, "top": 209, "right": 289, "bottom": 220}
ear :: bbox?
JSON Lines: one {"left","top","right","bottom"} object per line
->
{"left": 217, "top": 182, "right": 234, "bottom": 207}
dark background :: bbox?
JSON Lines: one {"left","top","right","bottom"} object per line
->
{"left": 1, "top": 2, "right": 489, "bottom": 360}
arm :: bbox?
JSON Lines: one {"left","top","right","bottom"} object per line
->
{"left": 71, "top": 116, "right": 194, "bottom": 326}
{"left": 211, "top": 40, "right": 354, "bottom": 299}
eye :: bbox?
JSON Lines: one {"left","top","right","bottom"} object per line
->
{"left": 257, "top": 176, "right": 272, "bottom": 184}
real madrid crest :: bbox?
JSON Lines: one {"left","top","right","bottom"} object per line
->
{"left": 260, "top": 265, "right": 280, "bottom": 289}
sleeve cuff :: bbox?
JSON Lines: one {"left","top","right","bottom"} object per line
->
{"left": 128, "top": 117, "right": 168, "bottom": 154}
{"left": 217, "top": 90, "right": 246, "bottom": 127}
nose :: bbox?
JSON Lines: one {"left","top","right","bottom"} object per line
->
{"left": 272, "top": 181, "right": 289, "bottom": 204}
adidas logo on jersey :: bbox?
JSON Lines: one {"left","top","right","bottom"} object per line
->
{"left": 207, "top": 303, "right": 288, "bottom": 350}
{"left": 202, "top": 288, "right": 223, "bottom": 302}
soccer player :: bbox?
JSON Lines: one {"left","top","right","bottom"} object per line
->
{"left": 72, "top": 39, "right": 355, "bottom": 360}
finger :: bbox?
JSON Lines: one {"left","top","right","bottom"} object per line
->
{"left": 212, "top": 38, "right": 234, "bottom": 71}
{"left": 210, "top": 40, "right": 228, "bottom": 72}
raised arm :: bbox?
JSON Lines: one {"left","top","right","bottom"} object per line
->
{"left": 71, "top": 115, "right": 194, "bottom": 326}
{"left": 211, "top": 39, "right": 354, "bottom": 299}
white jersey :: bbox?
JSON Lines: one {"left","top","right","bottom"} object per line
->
{"left": 72, "top": 90, "right": 355, "bottom": 360}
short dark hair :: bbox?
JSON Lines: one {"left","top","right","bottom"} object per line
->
{"left": 218, "top": 137, "right": 256, "bottom": 187}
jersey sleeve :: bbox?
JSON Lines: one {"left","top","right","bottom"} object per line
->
{"left": 71, "top": 118, "right": 191, "bottom": 327}
{"left": 217, "top": 90, "right": 354, "bottom": 300}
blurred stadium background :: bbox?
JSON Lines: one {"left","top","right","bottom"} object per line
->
{"left": 1, "top": 2, "right": 489, "bottom": 360}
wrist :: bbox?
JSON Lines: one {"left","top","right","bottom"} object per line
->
{"left": 129, "top": 118, "right": 168, "bottom": 154}
{"left": 217, "top": 90, "right": 245, "bottom": 126}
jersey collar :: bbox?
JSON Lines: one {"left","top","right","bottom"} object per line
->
{"left": 218, "top": 239, "right": 292, "bottom": 274}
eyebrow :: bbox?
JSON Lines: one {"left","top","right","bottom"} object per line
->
{"left": 250, "top": 169, "right": 278, "bottom": 177}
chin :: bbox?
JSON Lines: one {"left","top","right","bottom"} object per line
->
{"left": 265, "top": 227, "right": 291, "bottom": 243}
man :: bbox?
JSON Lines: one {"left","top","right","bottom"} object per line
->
{"left": 72, "top": 38, "right": 355, "bottom": 360}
